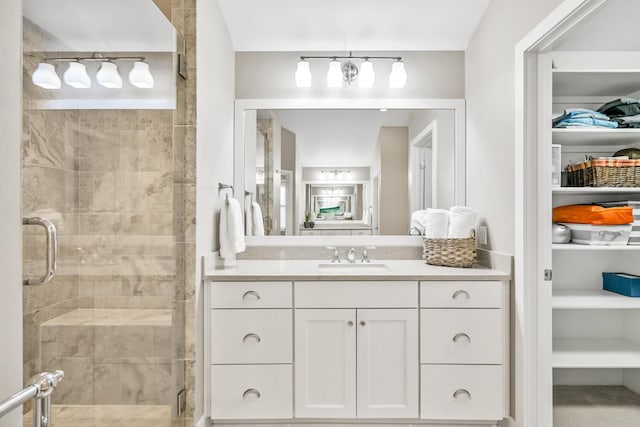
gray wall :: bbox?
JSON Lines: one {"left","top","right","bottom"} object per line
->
{"left": 235, "top": 51, "right": 465, "bottom": 99}
{"left": 465, "top": 0, "right": 563, "bottom": 254}
{"left": 378, "top": 127, "right": 409, "bottom": 235}
{"left": 0, "top": 0, "right": 23, "bottom": 424}
{"left": 196, "top": 0, "right": 235, "bottom": 421}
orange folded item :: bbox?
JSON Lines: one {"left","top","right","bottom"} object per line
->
{"left": 552, "top": 204, "right": 633, "bottom": 225}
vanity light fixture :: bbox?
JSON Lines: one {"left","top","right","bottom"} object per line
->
{"left": 32, "top": 63, "right": 62, "bottom": 89}
{"left": 63, "top": 61, "right": 91, "bottom": 88}
{"left": 96, "top": 62, "right": 123, "bottom": 88}
{"left": 31, "top": 53, "right": 155, "bottom": 90}
{"left": 296, "top": 52, "right": 405, "bottom": 88}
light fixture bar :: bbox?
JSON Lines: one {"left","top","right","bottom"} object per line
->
{"left": 301, "top": 55, "right": 402, "bottom": 61}
{"left": 45, "top": 53, "right": 146, "bottom": 62}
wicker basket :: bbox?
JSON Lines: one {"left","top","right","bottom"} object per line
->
{"left": 423, "top": 234, "right": 477, "bottom": 268}
{"left": 566, "top": 159, "right": 640, "bottom": 187}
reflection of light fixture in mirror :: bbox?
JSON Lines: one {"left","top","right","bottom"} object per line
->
{"left": 389, "top": 60, "right": 407, "bottom": 88}
{"left": 321, "top": 169, "right": 351, "bottom": 178}
{"left": 129, "top": 61, "right": 154, "bottom": 88}
{"left": 32, "top": 63, "right": 61, "bottom": 89}
{"left": 96, "top": 62, "right": 123, "bottom": 88}
{"left": 63, "top": 61, "right": 91, "bottom": 88}
{"left": 256, "top": 168, "right": 265, "bottom": 185}
{"left": 298, "top": 52, "right": 404, "bottom": 88}
{"left": 326, "top": 59, "right": 343, "bottom": 88}
{"left": 295, "top": 59, "right": 311, "bottom": 87}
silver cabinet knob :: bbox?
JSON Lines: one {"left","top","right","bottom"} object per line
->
{"left": 242, "top": 333, "right": 261, "bottom": 344}
{"left": 242, "top": 388, "right": 261, "bottom": 400}
{"left": 347, "top": 321, "right": 354, "bottom": 327}
{"left": 242, "top": 290, "right": 261, "bottom": 302}
{"left": 452, "top": 332, "right": 471, "bottom": 344}
{"left": 360, "top": 321, "right": 366, "bottom": 327}
{"left": 452, "top": 290, "right": 470, "bottom": 301}
{"left": 453, "top": 388, "right": 471, "bottom": 400}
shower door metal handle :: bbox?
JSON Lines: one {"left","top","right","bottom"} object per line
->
{"left": 22, "top": 217, "right": 58, "bottom": 286}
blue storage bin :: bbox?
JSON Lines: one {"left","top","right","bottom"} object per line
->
{"left": 603, "top": 272, "right": 640, "bottom": 297}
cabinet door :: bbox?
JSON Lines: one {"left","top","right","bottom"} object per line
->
{"left": 356, "top": 309, "right": 419, "bottom": 418}
{"left": 294, "top": 309, "right": 356, "bottom": 418}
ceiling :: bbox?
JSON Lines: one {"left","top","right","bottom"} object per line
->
{"left": 274, "top": 109, "right": 415, "bottom": 167}
{"left": 550, "top": 0, "right": 640, "bottom": 51}
{"left": 23, "top": 0, "right": 175, "bottom": 52}
{"left": 217, "top": 0, "right": 490, "bottom": 52}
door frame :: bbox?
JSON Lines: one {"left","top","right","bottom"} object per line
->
{"left": 408, "top": 119, "right": 437, "bottom": 213}
{"left": 516, "top": 1, "right": 606, "bottom": 426}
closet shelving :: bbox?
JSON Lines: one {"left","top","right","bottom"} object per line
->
{"left": 549, "top": 56, "right": 640, "bottom": 382}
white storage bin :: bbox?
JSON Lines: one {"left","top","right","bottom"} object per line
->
{"left": 597, "top": 201, "right": 640, "bottom": 245}
{"left": 561, "top": 223, "right": 632, "bottom": 246}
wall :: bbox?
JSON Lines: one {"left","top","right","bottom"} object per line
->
{"left": 378, "top": 127, "right": 409, "bottom": 235}
{"left": 195, "top": 0, "right": 234, "bottom": 422}
{"left": 235, "top": 51, "right": 465, "bottom": 99}
{"left": 0, "top": 0, "right": 23, "bottom": 424}
{"left": 465, "top": 0, "right": 563, "bottom": 253}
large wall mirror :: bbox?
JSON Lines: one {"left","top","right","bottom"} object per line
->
{"left": 234, "top": 99, "right": 465, "bottom": 237}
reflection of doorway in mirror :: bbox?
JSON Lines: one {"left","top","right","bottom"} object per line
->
{"left": 409, "top": 120, "right": 437, "bottom": 214}
{"left": 372, "top": 175, "right": 380, "bottom": 235}
{"left": 280, "top": 170, "right": 293, "bottom": 235}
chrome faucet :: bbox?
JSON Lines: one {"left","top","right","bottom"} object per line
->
{"left": 361, "top": 246, "right": 375, "bottom": 263}
{"left": 326, "top": 246, "right": 340, "bottom": 263}
{"left": 347, "top": 247, "right": 356, "bottom": 263}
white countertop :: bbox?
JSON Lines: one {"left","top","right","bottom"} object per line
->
{"left": 203, "top": 259, "right": 510, "bottom": 282}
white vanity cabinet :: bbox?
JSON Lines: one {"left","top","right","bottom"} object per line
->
{"left": 205, "top": 273, "right": 509, "bottom": 424}
{"left": 294, "top": 281, "right": 419, "bottom": 419}
{"left": 208, "top": 281, "right": 293, "bottom": 420}
{"left": 419, "top": 280, "right": 509, "bottom": 421}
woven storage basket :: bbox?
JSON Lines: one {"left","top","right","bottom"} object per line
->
{"left": 423, "top": 233, "right": 477, "bottom": 268}
{"left": 566, "top": 159, "right": 640, "bottom": 187}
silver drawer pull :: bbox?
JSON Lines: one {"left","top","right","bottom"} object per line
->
{"left": 242, "top": 388, "right": 261, "bottom": 400}
{"left": 452, "top": 332, "right": 471, "bottom": 344}
{"left": 242, "top": 333, "right": 261, "bottom": 344}
{"left": 453, "top": 388, "right": 471, "bottom": 400}
{"left": 242, "top": 290, "right": 261, "bottom": 302}
{"left": 452, "top": 290, "right": 470, "bottom": 300}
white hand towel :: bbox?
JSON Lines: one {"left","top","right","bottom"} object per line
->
{"left": 245, "top": 201, "right": 253, "bottom": 236}
{"left": 220, "top": 198, "right": 246, "bottom": 259}
{"left": 251, "top": 202, "right": 265, "bottom": 236}
{"left": 448, "top": 206, "right": 479, "bottom": 238}
{"left": 410, "top": 210, "right": 429, "bottom": 235}
{"left": 424, "top": 209, "right": 449, "bottom": 238}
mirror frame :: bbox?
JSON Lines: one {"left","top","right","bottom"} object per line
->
{"left": 234, "top": 98, "right": 466, "bottom": 240}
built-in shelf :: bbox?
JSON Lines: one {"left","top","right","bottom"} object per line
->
{"left": 552, "top": 128, "right": 640, "bottom": 146}
{"left": 553, "top": 338, "right": 640, "bottom": 368}
{"left": 553, "top": 187, "right": 640, "bottom": 194}
{"left": 553, "top": 244, "right": 640, "bottom": 251}
{"left": 553, "top": 289, "right": 640, "bottom": 309}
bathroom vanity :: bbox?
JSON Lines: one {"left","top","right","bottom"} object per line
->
{"left": 203, "top": 258, "right": 511, "bottom": 425}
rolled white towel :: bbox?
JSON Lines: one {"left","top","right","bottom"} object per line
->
{"left": 410, "top": 210, "right": 429, "bottom": 235}
{"left": 220, "top": 198, "right": 246, "bottom": 259}
{"left": 424, "top": 209, "right": 449, "bottom": 238}
{"left": 252, "top": 202, "right": 265, "bottom": 236}
{"left": 448, "top": 206, "right": 479, "bottom": 238}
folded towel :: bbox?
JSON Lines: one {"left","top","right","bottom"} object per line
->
{"left": 448, "top": 206, "right": 479, "bottom": 238}
{"left": 252, "top": 202, "right": 265, "bottom": 236}
{"left": 410, "top": 210, "right": 429, "bottom": 235}
{"left": 424, "top": 209, "right": 449, "bottom": 238}
{"left": 220, "top": 198, "right": 246, "bottom": 259}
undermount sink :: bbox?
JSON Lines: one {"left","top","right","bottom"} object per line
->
{"left": 316, "top": 262, "right": 391, "bottom": 272}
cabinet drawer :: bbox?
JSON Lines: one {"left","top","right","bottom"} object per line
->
{"left": 420, "top": 281, "right": 503, "bottom": 308}
{"left": 421, "top": 364, "right": 504, "bottom": 421}
{"left": 211, "top": 282, "right": 292, "bottom": 308}
{"left": 295, "top": 281, "right": 417, "bottom": 308}
{"left": 211, "top": 365, "right": 292, "bottom": 419}
{"left": 212, "top": 309, "right": 292, "bottom": 364}
{"left": 421, "top": 309, "right": 503, "bottom": 364}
